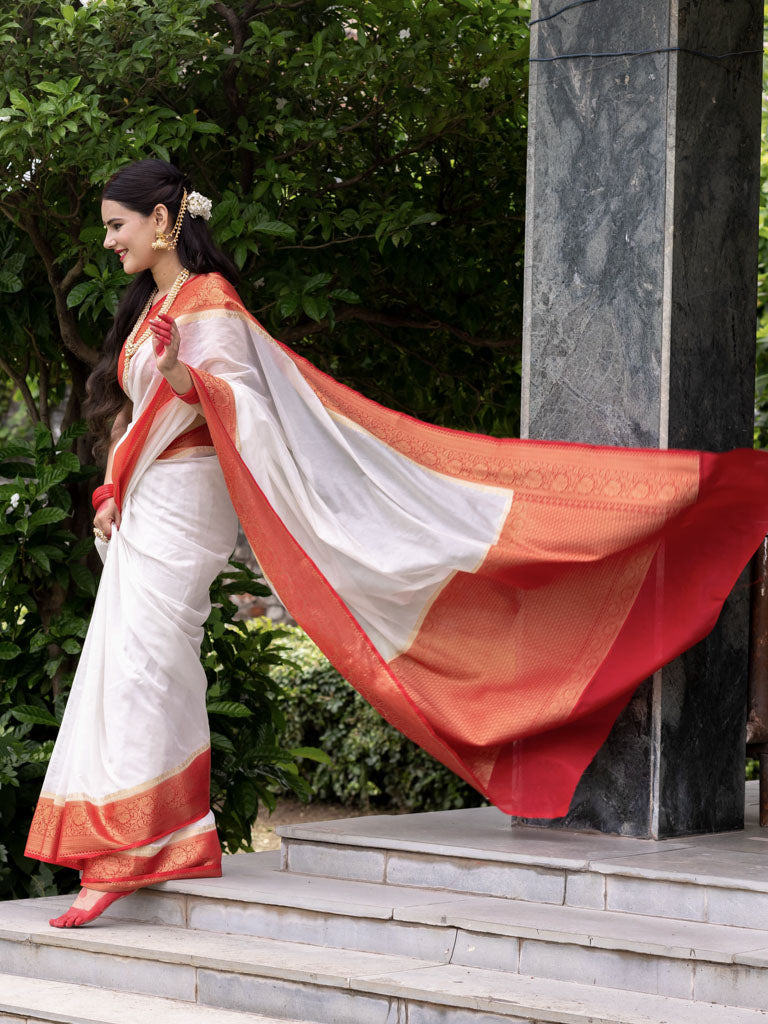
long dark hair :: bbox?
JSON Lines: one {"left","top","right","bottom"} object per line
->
{"left": 85, "top": 159, "right": 239, "bottom": 457}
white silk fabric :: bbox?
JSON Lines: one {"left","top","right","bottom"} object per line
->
{"left": 170, "top": 307, "right": 513, "bottom": 662}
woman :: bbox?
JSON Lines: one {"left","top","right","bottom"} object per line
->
{"left": 24, "top": 158, "right": 768, "bottom": 927}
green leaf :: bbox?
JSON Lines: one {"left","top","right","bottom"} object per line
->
{"left": 303, "top": 273, "right": 332, "bottom": 294}
{"left": 11, "top": 705, "right": 60, "bottom": 728}
{"left": 55, "top": 452, "right": 80, "bottom": 473}
{"left": 206, "top": 701, "right": 253, "bottom": 718}
{"left": 29, "top": 631, "right": 49, "bottom": 653}
{"left": 28, "top": 507, "right": 68, "bottom": 530}
{"left": 9, "top": 88, "right": 30, "bottom": 114}
{"left": 0, "top": 441, "right": 33, "bottom": 460}
{"left": 301, "top": 294, "right": 325, "bottom": 322}
{"left": 28, "top": 547, "right": 50, "bottom": 572}
{"left": 254, "top": 220, "right": 296, "bottom": 240}
{"left": 288, "top": 746, "right": 333, "bottom": 764}
{"left": 45, "top": 656, "right": 63, "bottom": 678}
{"left": 0, "top": 270, "right": 22, "bottom": 293}
{"left": 192, "top": 121, "right": 222, "bottom": 134}
{"left": 0, "top": 642, "right": 22, "bottom": 660}
{"left": 61, "top": 5, "right": 75, "bottom": 23}
{"left": 210, "top": 731, "right": 235, "bottom": 753}
{"left": 234, "top": 241, "right": 248, "bottom": 270}
{"left": 57, "top": 422, "right": 88, "bottom": 449}
{"left": 329, "top": 289, "right": 361, "bottom": 304}
{"left": 36, "top": 81, "right": 66, "bottom": 97}
{"left": 69, "top": 536, "right": 95, "bottom": 560}
{"left": 61, "top": 638, "right": 81, "bottom": 655}
{"left": 70, "top": 563, "right": 96, "bottom": 596}
{"left": 66, "top": 282, "right": 93, "bottom": 309}
{"left": 276, "top": 293, "right": 299, "bottom": 319}
{"left": 34, "top": 423, "right": 53, "bottom": 453}
{"left": 0, "top": 546, "right": 16, "bottom": 574}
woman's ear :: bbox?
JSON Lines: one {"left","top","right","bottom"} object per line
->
{"left": 153, "top": 204, "right": 171, "bottom": 234}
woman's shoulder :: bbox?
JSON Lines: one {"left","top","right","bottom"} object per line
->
{"left": 182, "top": 272, "right": 247, "bottom": 315}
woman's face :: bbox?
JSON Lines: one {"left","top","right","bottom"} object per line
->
{"left": 101, "top": 199, "right": 170, "bottom": 275}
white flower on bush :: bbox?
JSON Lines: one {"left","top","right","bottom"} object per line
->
{"left": 275, "top": 97, "right": 288, "bottom": 111}
{"left": 399, "top": 28, "right": 411, "bottom": 40}
{"left": 254, "top": 277, "right": 265, "bottom": 289}
{"left": 478, "top": 75, "right": 491, "bottom": 89}
{"left": 6, "top": 492, "right": 20, "bottom": 515}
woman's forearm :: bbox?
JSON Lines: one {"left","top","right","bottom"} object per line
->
{"left": 164, "top": 362, "right": 193, "bottom": 397}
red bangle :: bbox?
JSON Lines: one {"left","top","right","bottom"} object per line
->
{"left": 175, "top": 384, "right": 198, "bottom": 404}
{"left": 91, "top": 484, "right": 114, "bottom": 511}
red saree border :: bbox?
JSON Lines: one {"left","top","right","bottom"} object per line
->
{"left": 82, "top": 825, "right": 222, "bottom": 893}
{"left": 24, "top": 748, "right": 211, "bottom": 862}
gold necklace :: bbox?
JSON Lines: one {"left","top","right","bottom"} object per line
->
{"left": 123, "top": 268, "right": 191, "bottom": 375}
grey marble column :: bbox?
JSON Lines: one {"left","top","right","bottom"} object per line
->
{"left": 519, "top": 0, "right": 763, "bottom": 837}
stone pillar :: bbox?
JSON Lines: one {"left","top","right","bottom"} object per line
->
{"left": 519, "top": 0, "right": 763, "bottom": 837}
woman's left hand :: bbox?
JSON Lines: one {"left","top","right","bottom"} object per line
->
{"left": 150, "top": 313, "right": 181, "bottom": 374}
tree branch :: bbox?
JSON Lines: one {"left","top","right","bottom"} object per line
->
{"left": 212, "top": 3, "right": 244, "bottom": 51}
{"left": 0, "top": 355, "right": 39, "bottom": 424}
{"left": 278, "top": 305, "right": 521, "bottom": 349}
{"left": 276, "top": 233, "right": 375, "bottom": 251}
{"left": 20, "top": 213, "right": 98, "bottom": 369}
{"left": 249, "top": 0, "right": 313, "bottom": 13}
{"left": 61, "top": 255, "right": 84, "bottom": 294}
{"left": 26, "top": 327, "right": 51, "bottom": 429}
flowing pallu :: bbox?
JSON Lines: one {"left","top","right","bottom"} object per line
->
{"left": 26, "top": 273, "right": 768, "bottom": 889}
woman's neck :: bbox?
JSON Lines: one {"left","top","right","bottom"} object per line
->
{"left": 151, "top": 256, "right": 186, "bottom": 299}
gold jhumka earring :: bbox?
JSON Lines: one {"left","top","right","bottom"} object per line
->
{"left": 151, "top": 189, "right": 189, "bottom": 251}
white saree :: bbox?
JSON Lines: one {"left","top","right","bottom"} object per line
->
{"left": 26, "top": 272, "right": 768, "bottom": 887}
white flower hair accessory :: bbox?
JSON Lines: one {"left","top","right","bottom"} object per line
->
{"left": 187, "top": 191, "right": 213, "bottom": 221}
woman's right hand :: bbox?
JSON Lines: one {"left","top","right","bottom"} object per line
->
{"left": 94, "top": 497, "right": 121, "bottom": 540}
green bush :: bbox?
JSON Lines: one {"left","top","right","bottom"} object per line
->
{"left": 0, "top": 423, "right": 99, "bottom": 899}
{"left": 203, "top": 566, "right": 328, "bottom": 852}
{"left": 265, "top": 624, "right": 485, "bottom": 813}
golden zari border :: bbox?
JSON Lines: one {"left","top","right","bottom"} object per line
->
{"left": 82, "top": 822, "right": 222, "bottom": 892}
{"left": 25, "top": 747, "right": 212, "bottom": 862}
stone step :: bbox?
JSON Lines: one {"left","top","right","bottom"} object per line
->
{"left": 105, "top": 851, "right": 768, "bottom": 1011}
{"left": 276, "top": 803, "right": 768, "bottom": 927}
{"left": 1, "top": 907, "right": 768, "bottom": 1024}
{"left": 4, "top": 885, "right": 768, "bottom": 1016}
{"left": 0, "top": 973, "right": 303, "bottom": 1024}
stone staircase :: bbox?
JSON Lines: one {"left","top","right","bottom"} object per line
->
{"left": 2, "top": 785, "right": 768, "bottom": 1023}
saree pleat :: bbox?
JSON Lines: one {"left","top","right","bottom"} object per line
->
{"left": 25, "top": 454, "right": 237, "bottom": 888}
{"left": 26, "top": 270, "right": 768, "bottom": 888}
